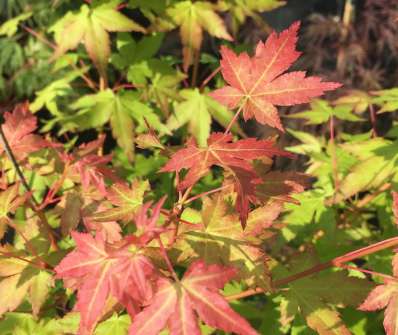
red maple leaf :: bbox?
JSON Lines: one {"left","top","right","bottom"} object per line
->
{"left": 161, "top": 132, "right": 289, "bottom": 227}
{"left": 0, "top": 103, "right": 48, "bottom": 159}
{"left": 55, "top": 232, "right": 155, "bottom": 334}
{"left": 129, "top": 260, "right": 258, "bottom": 335}
{"left": 209, "top": 21, "right": 341, "bottom": 131}
{"left": 358, "top": 253, "right": 398, "bottom": 335}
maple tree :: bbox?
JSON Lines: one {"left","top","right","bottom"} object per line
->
{"left": 1, "top": 2, "right": 398, "bottom": 335}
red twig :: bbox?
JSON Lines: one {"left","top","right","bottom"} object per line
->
{"left": 226, "top": 236, "right": 398, "bottom": 301}
{"left": 369, "top": 104, "right": 378, "bottom": 137}
{"left": 200, "top": 66, "right": 221, "bottom": 92}
{"left": 157, "top": 237, "right": 179, "bottom": 282}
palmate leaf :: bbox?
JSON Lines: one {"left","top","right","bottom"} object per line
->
{"left": 55, "top": 231, "right": 155, "bottom": 334}
{"left": 0, "top": 12, "right": 32, "bottom": 37}
{"left": 128, "top": 59, "right": 186, "bottom": 114}
{"left": 177, "top": 195, "right": 282, "bottom": 290}
{"left": 92, "top": 180, "right": 149, "bottom": 223}
{"left": 0, "top": 103, "right": 48, "bottom": 160}
{"left": 359, "top": 253, "right": 398, "bottom": 335}
{"left": 288, "top": 99, "right": 363, "bottom": 125}
{"left": 209, "top": 22, "right": 340, "bottom": 131}
{"left": 167, "top": 89, "right": 243, "bottom": 147}
{"left": 62, "top": 89, "right": 169, "bottom": 160}
{"left": 161, "top": 132, "right": 288, "bottom": 226}
{"left": 50, "top": 3, "right": 145, "bottom": 78}
{"left": 129, "top": 260, "right": 257, "bottom": 335}
{"left": 166, "top": 0, "right": 232, "bottom": 71}
{"left": 219, "top": 0, "right": 285, "bottom": 25}
{"left": 0, "top": 247, "right": 54, "bottom": 317}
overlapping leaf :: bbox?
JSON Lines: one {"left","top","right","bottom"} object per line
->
{"left": 166, "top": 1, "right": 232, "bottom": 71}
{"left": 62, "top": 89, "right": 169, "bottom": 160}
{"left": 55, "top": 232, "right": 155, "bottom": 334}
{"left": 167, "top": 88, "right": 243, "bottom": 146}
{"left": 210, "top": 22, "right": 340, "bottom": 130}
{"left": 177, "top": 195, "right": 281, "bottom": 290}
{"left": 0, "top": 184, "right": 28, "bottom": 239}
{"left": 50, "top": 3, "right": 145, "bottom": 77}
{"left": 0, "top": 103, "right": 48, "bottom": 160}
{"left": 288, "top": 99, "right": 362, "bottom": 125}
{"left": 129, "top": 260, "right": 257, "bottom": 335}
{"left": 161, "top": 132, "right": 288, "bottom": 226}
{"left": 92, "top": 180, "right": 149, "bottom": 223}
{"left": 0, "top": 247, "right": 53, "bottom": 317}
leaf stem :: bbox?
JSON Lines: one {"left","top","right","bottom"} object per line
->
{"left": 224, "top": 103, "right": 245, "bottom": 135}
{"left": 369, "top": 104, "right": 378, "bottom": 137}
{"left": 329, "top": 115, "right": 339, "bottom": 198}
{"left": 181, "top": 184, "right": 232, "bottom": 205}
{"left": 191, "top": 49, "right": 201, "bottom": 87}
{"left": 0, "top": 250, "right": 49, "bottom": 270}
{"left": 336, "top": 263, "right": 397, "bottom": 282}
{"left": 199, "top": 66, "right": 221, "bottom": 92}
{"left": 22, "top": 25, "right": 98, "bottom": 91}
{"left": 157, "top": 237, "right": 179, "bottom": 282}
{"left": 226, "top": 236, "right": 398, "bottom": 301}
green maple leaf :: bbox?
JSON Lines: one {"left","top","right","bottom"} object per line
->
{"left": 166, "top": 1, "right": 232, "bottom": 71}
{"left": 0, "top": 12, "right": 32, "bottom": 37}
{"left": 0, "top": 249, "right": 53, "bottom": 317}
{"left": 128, "top": 59, "right": 186, "bottom": 114}
{"left": 288, "top": 99, "right": 363, "bottom": 125}
{"left": 278, "top": 251, "right": 373, "bottom": 334}
{"left": 50, "top": 3, "right": 145, "bottom": 78}
{"left": 30, "top": 69, "right": 85, "bottom": 117}
{"left": 167, "top": 88, "right": 243, "bottom": 147}
{"left": 177, "top": 194, "right": 282, "bottom": 290}
{"left": 94, "top": 314, "right": 131, "bottom": 335}
{"left": 219, "top": 0, "right": 285, "bottom": 25}
{"left": 111, "top": 32, "right": 165, "bottom": 69}
{"left": 61, "top": 89, "right": 170, "bottom": 160}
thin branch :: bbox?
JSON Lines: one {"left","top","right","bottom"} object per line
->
{"left": 200, "top": 66, "right": 221, "bottom": 92}
{"left": 0, "top": 125, "right": 59, "bottom": 249}
{"left": 226, "top": 236, "right": 398, "bottom": 301}
{"left": 191, "top": 49, "right": 201, "bottom": 87}
{"left": 356, "top": 182, "right": 391, "bottom": 208}
{"left": 157, "top": 237, "right": 179, "bottom": 282}
{"left": 181, "top": 184, "right": 232, "bottom": 205}
{"left": 22, "top": 25, "right": 98, "bottom": 91}
{"left": 0, "top": 126, "right": 32, "bottom": 195}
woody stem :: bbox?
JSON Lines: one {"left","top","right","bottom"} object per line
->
{"left": 226, "top": 236, "right": 398, "bottom": 301}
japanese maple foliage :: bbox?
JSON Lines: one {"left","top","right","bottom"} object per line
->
{"left": 55, "top": 231, "right": 155, "bottom": 334}
{"left": 209, "top": 22, "right": 341, "bottom": 131}
{"left": 161, "top": 132, "right": 290, "bottom": 226}
{"left": 129, "top": 260, "right": 257, "bottom": 335}
{"left": 3, "top": 10, "right": 396, "bottom": 335}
